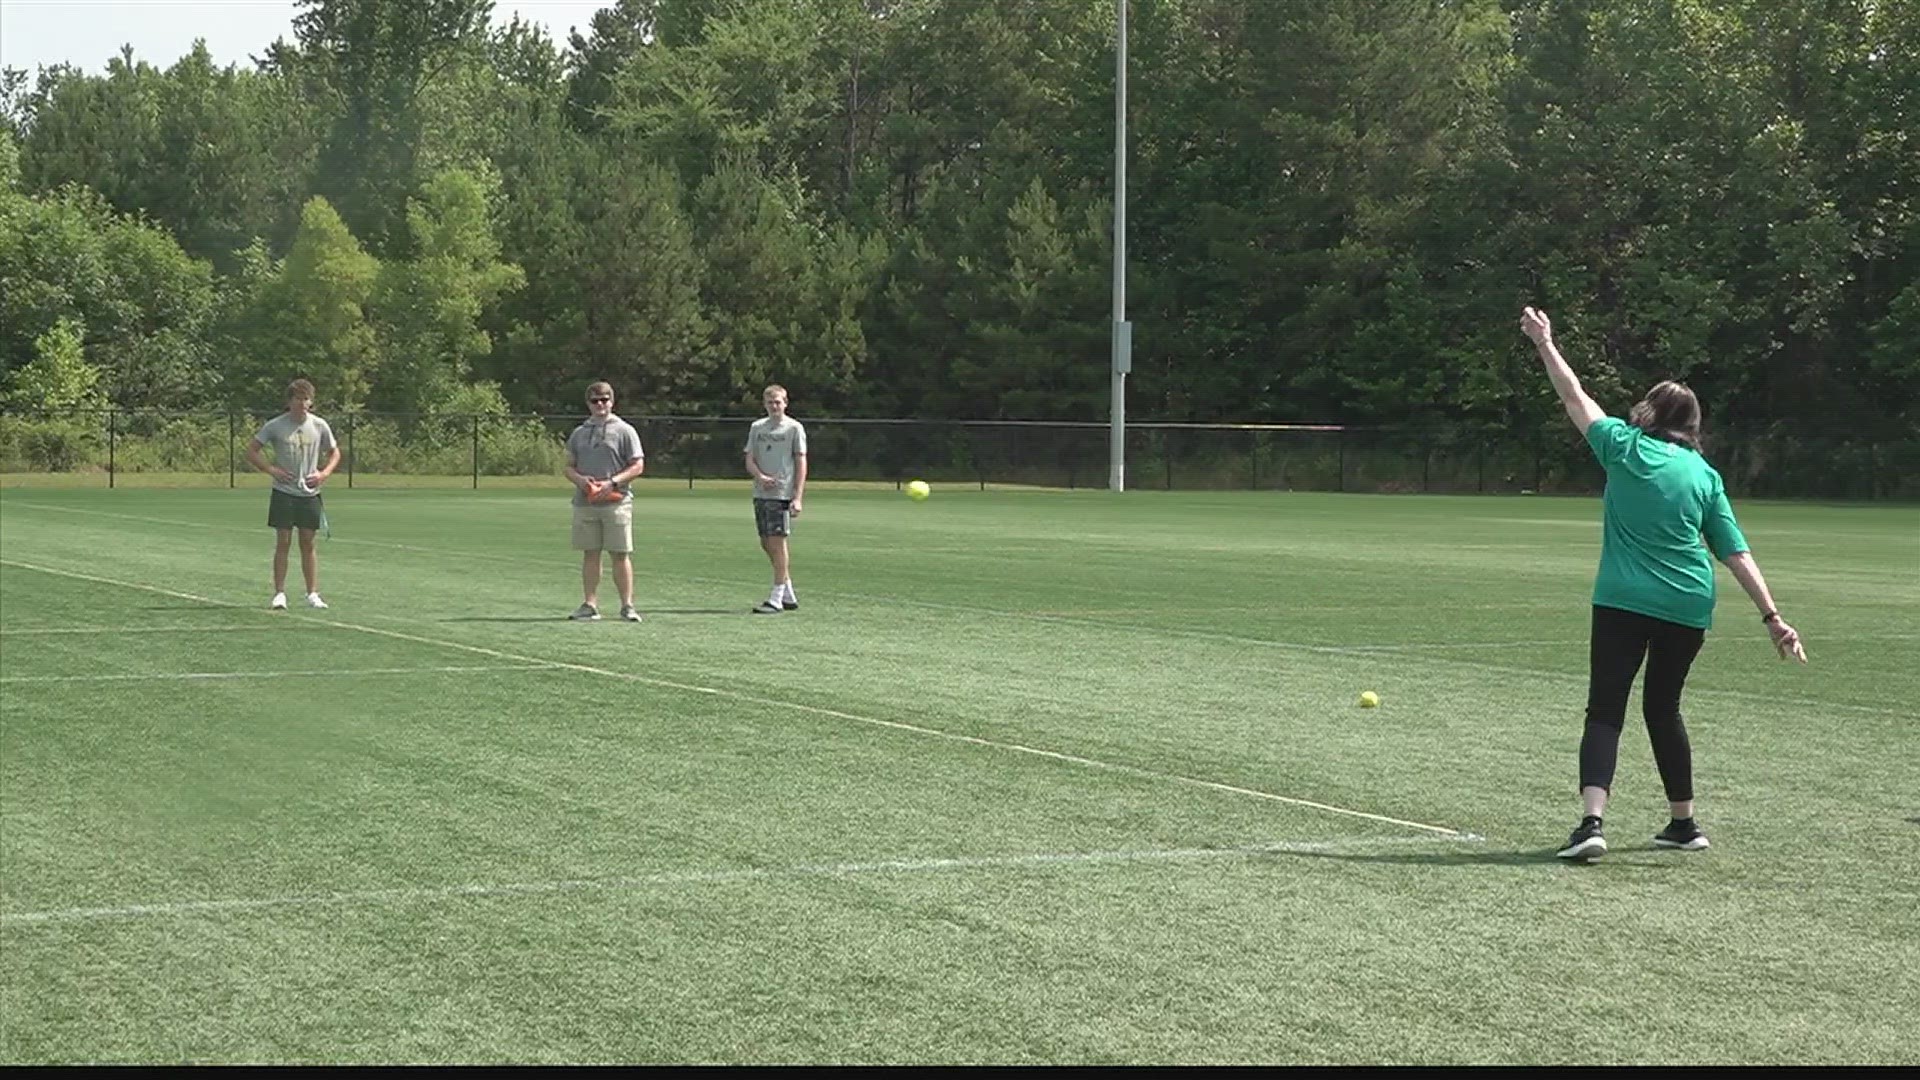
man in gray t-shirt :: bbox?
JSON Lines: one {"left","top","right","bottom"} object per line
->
{"left": 245, "top": 378, "right": 341, "bottom": 611}
{"left": 563, "top": 381, "right": 646, "bottom": 622}
{"left": 744, "top": 384, "right": 808, "bottom": 614}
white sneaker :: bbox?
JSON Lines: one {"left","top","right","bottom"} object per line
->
{"left": 780, "top": 583, "right": 798, "bottom": 611}
{"left": 305, "top": 593, "right": 328, "bottom": 609}
{"left": 270, "top": 592, "right": 288, "bottom": 610}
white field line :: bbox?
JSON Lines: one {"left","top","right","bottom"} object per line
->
{"left": 5, "top": 501, "right": 1911, "bottom": 719}
{"left": 0, "top": 625, "right": 321, "bottom": 636}
{"left": 0, "top": 663, "right": 558, "bottom": 685}
{"left": 0, "top": 835, "right": 1475, "bottom": 926}
{"left": 0, "top": 558, "right": 1477, "bottom": 840}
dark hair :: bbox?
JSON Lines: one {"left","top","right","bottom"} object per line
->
{"left": 1628, "top": 380, "right": 1702, "bottom": 451}
{"left": 287, "top": 378, "right": 315, "bottom": 401}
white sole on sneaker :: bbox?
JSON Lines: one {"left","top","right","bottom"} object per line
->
{"left": 270, "top": 595, "right": 287, "bottom": 610}
{"left": 1556, "top": 837, "right": 1607, "bottom": 861}
{"left": 1654, "top": 836, "right": 1710, "bottom": 851}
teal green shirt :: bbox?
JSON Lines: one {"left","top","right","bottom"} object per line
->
{"left": 1586, "top": 417, "right": 1748, "bottom": 630}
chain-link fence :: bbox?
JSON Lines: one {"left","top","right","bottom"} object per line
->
{"left": 1, "top": 409, "right": 1914, "bottom": 500}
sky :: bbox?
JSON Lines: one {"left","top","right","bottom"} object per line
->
{"left": 0, "top": 0, "right": 614, "bottom": 74}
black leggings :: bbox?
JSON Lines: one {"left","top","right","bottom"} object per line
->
{"left": 1580, "top": 605, "right": 1706, "bottom": 802}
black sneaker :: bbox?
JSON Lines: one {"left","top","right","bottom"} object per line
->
{"left": 1653, "top": 818, "right": 1710, "bottom": 851}
{"left": 781, "top": 598, "right": 799, "bottom": 611}
{"left": 752, "top": 601, "right": 783, "bottom": 615}
{"left": 1557, "top": 816, "right": 1607, "bottom": 861}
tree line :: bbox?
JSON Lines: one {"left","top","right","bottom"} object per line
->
{"left": 2, "top": 0, "right": 1914, "bottom": 430}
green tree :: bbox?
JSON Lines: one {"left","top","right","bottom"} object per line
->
{"left": 287, "top": 0, "right": 495, "bottom": 254}
{"left": 13, "top": 45, "right": 321, "bottom": 266}
{"left": 222, "top": 196, "right": 381, "bottom": 409}
{"left": 689, "top": 161, "right": 879, "bottom": 407}
{"left": 3, "top": 318, "right": 103, "bottom": 409}
{"left": 0, "top": 183, "right": 216, "bottom": 409}
{"left": 368, "top": 167, "right": 525, "bottom": 415}
{"left": 565, "top": 0, "right": 661, "bottom": 130}
{"left": 570, "top": 147, "right": 710, "bottom": 411}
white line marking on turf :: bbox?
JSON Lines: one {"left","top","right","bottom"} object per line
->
{"left": 0, "top": 835, "right": 1476, "bottom": 926}
{"left": 0, "top": 663, "right": 558, "bottom": 684}
{"left": 8, "top": 503, "right": 1911, "bottom": 717}
{"left": 0, "top": 559, "right": 1478, "bottom": 839}
{"left": 0, "top": 624, "right": 323, "bottom": 636}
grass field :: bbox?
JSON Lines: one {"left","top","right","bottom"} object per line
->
{"left": 1, "top": 480, "right": 1915, "bottom": 1064}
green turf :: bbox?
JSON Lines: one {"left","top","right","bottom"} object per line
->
{"left": 1, "top": 482, "right": 1915, "bottom": 1064}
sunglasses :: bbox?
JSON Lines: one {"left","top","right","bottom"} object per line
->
{"left": 588, "top": 396, "right": 611, "bottom": 404}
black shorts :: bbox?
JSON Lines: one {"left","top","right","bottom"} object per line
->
{"left": 754, "top": 498, "right": 792, "bottom": 538}
{"left": 269, "top": 489, "right": 325, "bottom": 531}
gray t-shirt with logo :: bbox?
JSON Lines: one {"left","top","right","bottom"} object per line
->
{"left": 746, "top": 416, "right": 808, "bottom": 501}
{"left": 255, "top": 413, "right": 336, "bottom": 497}
{"left": 567, "top": 416, "right": 644, "bottom": 506}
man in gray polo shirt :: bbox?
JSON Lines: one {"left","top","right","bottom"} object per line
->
{"left": 563, "top": 381, "right": 645, "bottom": 622}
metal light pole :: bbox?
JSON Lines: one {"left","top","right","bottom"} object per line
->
{"left": 1109, "top": 0, "right": 1131, "bottom": 492}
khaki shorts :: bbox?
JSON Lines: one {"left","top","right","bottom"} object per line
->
{"left": 572, "top": 501, "right": 633, "bottom": 553}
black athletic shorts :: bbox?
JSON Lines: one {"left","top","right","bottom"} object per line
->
{"left": 269, "top": 489, "right": 325, "bottom": 531}
{"left": 754, "top": 498, "right": 792, "bottom": 538}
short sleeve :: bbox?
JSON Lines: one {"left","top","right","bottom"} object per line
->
{"left": 1584, "top": 416, "right": 1634, "bottom": 469}
{"left": 253, "top": 418, "right": 276, "bottom": 446}
{"left": 623, "top": 424, "right": 644, "bottom": 462}
{"left": 793, "top": 423, "right": 807, "bottom": 455}
{"left": 1701, "top": 476, "right": 1749, "bottom": 560}
{"left": 317, "top": 420, "right": 336, "bottom": 454}
{"left": 564, "top": 427, "right": 582, "bottom": 465}
{"left": 744, "top": 421, "right": 758, "bottom": 454}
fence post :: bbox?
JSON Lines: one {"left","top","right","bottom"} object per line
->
{"left": 1164, "top": 432, "right": 1174, "bottom": 490}
{"left": 471, "top": 415, "right": 480, "bottom": 490}
{"left": 1533, "top": 438, "right": 1544, "bottom": 493}
{"left": 1421, "top": 436, "right": 1430, "bottom": 494}
{"left": 687, "top": 457, "right": 694, "bottom": 491}
{"left": 108, "top": 408, "right": 117, "bottom": 489}
{"left": 228, "top": 412, "right": 236, "bottom": 489}
{"left": 1476, "top": 440, "right": 1485, "bottom": 494}
{"left": 1250, "top": 430, "right": 1260, "bottom": 490}
{"left": 1337, "top": 428, "right": 1346, "bottom": 493}
{"left": 347, "top": 414, "right": 356, "bottom": 489}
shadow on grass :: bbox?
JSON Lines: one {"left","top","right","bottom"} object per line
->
{"left": 139, "top": 604, "right": 233, "bottom": 611}
{"left": 1277, "top": 847, "right": 1691, "bottom": 870}
{"left": 443, "top": 610, "right": 740, "bottom": 622}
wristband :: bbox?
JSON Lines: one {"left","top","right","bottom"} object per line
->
{"left": 1761, "top": 611, "right": 1781, "bottom": 625}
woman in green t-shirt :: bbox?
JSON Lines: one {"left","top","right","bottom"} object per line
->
{"left": 1521, "top": 308, "right": 1808, "bottom": 863}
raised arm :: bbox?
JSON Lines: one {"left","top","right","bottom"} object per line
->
{"left": 1522, "top": 307, "right": 1606, "bottom": 434}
